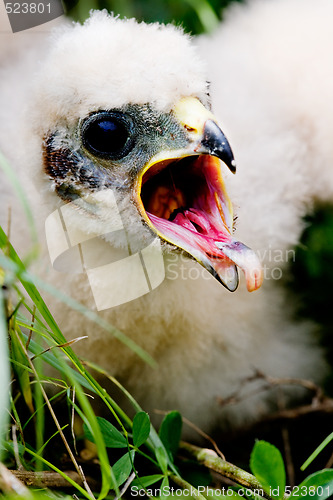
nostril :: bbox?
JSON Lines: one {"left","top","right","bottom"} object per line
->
{"left": 184, "top": 124, "right": 197, "bottom": 133}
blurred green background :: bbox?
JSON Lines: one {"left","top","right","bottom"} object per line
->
{"left": 62, "top": 0, "right": 243, "bottom": 35}
{"left": 290, "top": 205, "right": 333, "bottom": 394}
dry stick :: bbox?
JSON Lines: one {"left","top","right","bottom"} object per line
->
{"left": 281, "top": 426, "right": 295, "bottom": 488}
{"left": 25, "top": 305, "right": 36, "bottom": 350}
{"left": 71, "top": 386, "right": 78, "bottom": 456}
{"left": 79, "top": 465, "right": 96, "bottom": 496}
{"left": 30, "top": 336, "right": 88, "bottom": 361}
{"left": 12, "top": 328, "right": 95, "bottom": 499}
{"left": 181, "top": 415, "right": 225, "bottom": 460}
{"left": 10, "top": 469, "right": 99, "bottom": 489}
{"left": 114, "top": 471, "right": 136, "bottom": 500}
{"left": 262, "top": 399, "right": 333, "bottom": 421}
{"left": 12, "top": 424, "right": 24, "bottom": 472}
{"left": 277, "top": 387, "right": 295, "bottom": 488}
{"left": 218, "top": 372, "right": 324, "bottom": 410}
{"left": 179, "top": 442, "right": 273, "bottom": 500}
{"left": 0, "top": 463, "right": 33, "bottom": 498}
{"left": 325, "top": 452, "right": 333, "bottom": 469}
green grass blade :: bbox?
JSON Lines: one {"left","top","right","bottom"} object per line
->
{"left": 0, "top": 288, "right": 10, "bottom": 455}
{"left": 183, "top": 0, "right": 219, "bottom": 32}
{"left": 301, "top": 433, "right": 333, "bottom": 471}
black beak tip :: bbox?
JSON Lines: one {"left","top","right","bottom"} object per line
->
{"left": 202, "top": 119, "right": 236, "bottom": 174}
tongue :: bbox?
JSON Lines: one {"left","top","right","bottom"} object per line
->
{"left": 148, "top": 208, "right": 263, "bottom": 292}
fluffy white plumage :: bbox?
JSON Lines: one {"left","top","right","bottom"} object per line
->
{"left": 0, "top": 0, "right": 332, "bottom": 435}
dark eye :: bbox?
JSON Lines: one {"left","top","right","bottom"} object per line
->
{"left": 81, "top": 112, "right": 134, "bottom": 159}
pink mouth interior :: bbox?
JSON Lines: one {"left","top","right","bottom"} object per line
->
{"left": 149, "top": 206, "right": 232, "bottom": 260}
{"left": 140, "top": 155, "right": 263, "bottom": 291}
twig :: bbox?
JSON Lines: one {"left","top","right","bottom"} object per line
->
{"left": 325, "top": 452, "right": 333, "bottom": 469}
{"left": 30, "top": 335, "right": 88, "bottom": 361}
{"left": 277, "top": 388, "right": 294, "bottom": 488}
{"left": 179, "top": 441, "right": 273, "bottom": 500}
{"left": 181, "top": 416, "right": 225, "bottom": 460}
{"left": 25, "top": 305, "right": 36, "bottom": 350}
{"left": 12, "top": 424, "right": 24, "bottom": 471}
{"left": 217, "top": 370, "right": 333, "bottom": 432}
{"left": 265, "top": 375, "right": 324, "bottom": 401}
{"left": 71, "top": 386, "right": 78, "bottom": 455}
{"left": 79, "top": 465, "right": 94, "bottom": 496}
{"left": 217, "top": 370, "right": 324, "bottom": 409}
{"left": 281, "top": 426, "right": 294, "bottom": 487}
{"left": 261, "top": 399, "right": 333, "bottom": 421}
{"left": 0, "top": 463, "right": 32, "bottom": 497}
{"left": 10, "top": 469, "right": 98, "bottom": 490}
{"left": 115, "top": 471, "right": 136, "bottom": 500}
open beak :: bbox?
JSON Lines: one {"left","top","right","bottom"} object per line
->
{"left": 135, "top": 97, "right": 263, "bottom": 292}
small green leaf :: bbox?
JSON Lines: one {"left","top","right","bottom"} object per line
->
{"left": 160, "top": 476, "right": 170, "bottom": 500}
{"left": 290, "top": 470, "right": 333, "bottom": 499}
{"left": 155, "top": 446, "right": 168, "bottom": 475}
{"left": 132, "top": 474, "right": 165, "bottom": 488}
{"left": 84, "top": 417, "right": 127, "bottom": 448}
{"left": 133, "top": 411, "right": 150, "bottom": 448}
{"left": 110, "top": 450, "right": 135, "bottom": 489}
{"left": 250, "top": 440, "right": 286, "bottom": 499}
{"left": 159, "top": 411, "right": 182, "bottom": 459}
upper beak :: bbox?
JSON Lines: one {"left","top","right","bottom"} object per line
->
{"left": 172, "top": 96, "right": 236, "bottom": 173}
{"left": 200, "top": 119, "right": 236, "bottom": 173}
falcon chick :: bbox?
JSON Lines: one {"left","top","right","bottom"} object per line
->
{"left": 0, "top": 0, "right": 332, "bottom": 434}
